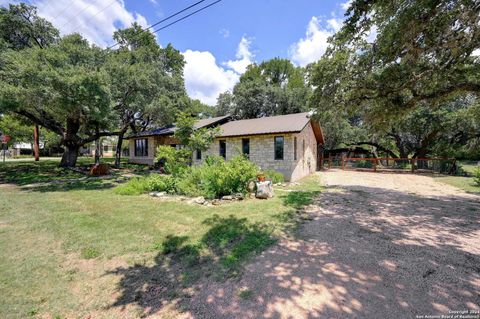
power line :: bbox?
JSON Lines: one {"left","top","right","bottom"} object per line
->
{"left": 146, "top": 0, "right": 207, "bottom": 31}
{"left": 152, "top": 0, "right": 222, "bottom": 33}
{"left": 68, "top": 0, "right": 117, "bottom": 33}
{"left": 59, "top": 0, "right": 98, "bottom": 29}
{"left": 50, "top": 0, "right": 78, "bottom": 21}
{"left": 107, "top": 0, "right": 222, "bottom": 49}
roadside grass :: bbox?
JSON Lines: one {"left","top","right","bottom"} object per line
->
{"left": 435, "top": 175, "right": 480, "bottom": 193}
{"left": 433, "top": 160, "right": 480, "bottom": 193}
{"left": 0, "top": 160, "right": 322, "bottom": 318}
{"left": 457, "top": 160, "right": 479, "bottom": 175}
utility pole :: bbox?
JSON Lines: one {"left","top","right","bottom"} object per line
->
{"left": 33, "top": 125, "right": 40, "bottom": 161}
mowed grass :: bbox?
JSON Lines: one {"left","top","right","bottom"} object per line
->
{"left": 435, "top": 160, "right": 480, "bottom": 193}
{"left": 435, "top": 175, "right": 480, "bottom": 193}
{"left": 0, "top": 160, "right": 321, "bottom": 318}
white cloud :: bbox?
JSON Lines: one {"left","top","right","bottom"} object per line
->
{"left": 219, "top": 28, "right": 230, "bottom": 38}
{"left": 15, "top": 0, "right": 148, "bottom": 47}
{"left": 183, "top": 36, "right": 256, "bottom": 105}
{"left": 289, "top": 16, "right": 342, "bottom": 66}
{"left": 183, "top": 50, "right": 240, "bottom": 105}
{"left": 224, "top": 36, "right": 254, "bottom": 74}
{"left": 341, "top": 0, "right": 353, "bottom": 10}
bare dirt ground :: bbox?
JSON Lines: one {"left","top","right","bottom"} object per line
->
{"left": 178, "top": 170, "right": 480, "bottom": 319}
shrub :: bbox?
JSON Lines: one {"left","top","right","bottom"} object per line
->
{"left": 114, "top": 177, "right": 149, "bottom": 195}
{"left": 177, "top": 155, "right": 259, "bottom": 199}
{"left": 155, "top": 145, "right": 191, "bottom": 175}
{"left": 175, "top": 167, "right": 204, "bottom": 197}
{"left": 116, "top": 155, "right": 259, "bottom": 198}
{"left": 115, "top": 174, "right": 177, "bottom": 195}
{"left": 474, "top": 167, "right": 480, "bottom": 186}
{"left": 146, "top": 174, "right": 176, "bottom": 193}
{"left": 264, "top": 169, "right": 284, "bottom": 183}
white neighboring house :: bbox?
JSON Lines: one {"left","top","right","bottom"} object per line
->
{"left": 10, "top": 141, "right": 44, "bottom": 157}
{"left": 80, "top": 137, "right": 118, "bottom": 158}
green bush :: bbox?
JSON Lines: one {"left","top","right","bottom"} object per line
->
{"left": 175, "top": 167, "right": 204, "bottom": 197}
{"left": 474, "top": 167, "right": 480, "bottom": 186}
{"left": 355, "top": 160, "right": 373, "bottom": 168}
{"left": 145, "top": 174, "right": 176, "bottom": 193}
{"left": 177, "top": 155, "right": 259, "bottom": 199}
{"left": 115, "top": 174, "right": 176, "bottom": 195}
{"left": 264, "top": 169, "right": 284, "bottom": 183}
{"left": 114, "top": 177, "right": 149, "bottom": 195}
{"left": 155, "top": 145, "right": 191, "bottom": 175}
{"left": 116, "top": 155, "right": 259, "bottom": 198}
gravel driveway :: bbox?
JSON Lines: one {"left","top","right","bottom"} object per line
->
{"left": 186, "top": 170, "right": 480, "bottom": 319}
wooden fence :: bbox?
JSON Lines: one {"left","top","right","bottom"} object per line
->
{"left": 321, "top": 157, "right": 457, "bottom": 174}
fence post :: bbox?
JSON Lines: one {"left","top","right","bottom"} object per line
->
{"left": 342, "top": 157, "right": 345, "bottom": 170}
{"left": 329, "top": 157, "right": 332, "bottom": 169}
{"left": 411, "top": 159, "right": 415, "bottom": 173}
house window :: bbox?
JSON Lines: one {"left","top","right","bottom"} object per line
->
{"left": 103, "top": 145, "right": 109, "bottom": 152}
{"left": 219, "top": 140, "right": 226, "bottom": 159}
{"left": 274, "top": 136, "right": 284, "bottom": 160}
{"left": 196, "top": 149, "right": 202, "bottom": 160}
{"left": 134, "top": 139, "right": 148, "bottom": 157}
{"left": 242, "top": 138, "right": 250, "bottom": 157}
{"left": 294, "top": 137, "right": 297, "bottom": 160}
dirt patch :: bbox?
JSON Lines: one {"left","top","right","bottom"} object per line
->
{"left": 176, "top": 170, "right": 480, "bottom": 318}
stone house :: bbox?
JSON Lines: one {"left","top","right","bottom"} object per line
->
{"left": 127, "top": 112, "right": 324, "bottom": 181}
{"left": 126, "top": 115, "right": 231, "bottom": 165}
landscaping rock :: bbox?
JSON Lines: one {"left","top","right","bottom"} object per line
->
{"left": 256, "top": 181, "right": 274, "bottom": 199}
{"left": 221, "top": 195, "right": 234, "bottom": 200}
{"left": 149, "top": 191, "right": 166, "bottom": 197}
{"left": 234, "top": 193, "right": 244, "bottom": 200}
{"left": 192, "top": 196, "right": 206, "bottom": 205}
{"left": 212, "top": 199, "right": 221, "bottom": 205}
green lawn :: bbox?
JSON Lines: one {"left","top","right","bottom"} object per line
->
{"left": 0, "top": 160, "right": 321, "bottom": 319}
{"left": 435, "top": 175, "right": 480, "bottom": 193}
{"left": 435, "top": 160, "right": 480, "bottom": 193}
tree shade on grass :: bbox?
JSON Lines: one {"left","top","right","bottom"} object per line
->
{"left": 0, "top": 160, "right": 322, "bottom": 318}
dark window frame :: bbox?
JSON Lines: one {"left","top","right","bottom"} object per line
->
{"left": 103, "top": 145, "right": 109, "bottom": 152}
{"left": 134, "top": 138, "right": 148, "bottom": 157}
{"left": 219, "top": 140, "right": 226, "bottom": 159}
{"left": 274, "top": 136, "right": 284, "bottom": 160}
{"left": 242, "top": 138, "right": 250, "bottom": 158}
{"left": 294, "top": 137, "right": 297, "bottom": 160}
{"left": 196, "top": 149, "right": 202, "bottom": 160}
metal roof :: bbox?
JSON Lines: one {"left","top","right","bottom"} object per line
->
{"left": 126, "top": 112, "right": 324, "bottom": 144}
{"left": 217, "top": 112, "right": 324, "bottom": 143}
{"left": 126, "top": 114, "right": 231, "bottom": 139}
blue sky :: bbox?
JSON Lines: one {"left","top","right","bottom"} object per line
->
{"left": 1, "top": 0, "right": 351, "bottom": 104}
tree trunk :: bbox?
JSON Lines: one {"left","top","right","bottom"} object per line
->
{"left": 60, "top": 145, "right": 80, "bottom": 167}
{"left": 114, "top": 132, "right": 125, "bottom": 168}
{"left": 33, "top": 125, "right": 40, "bottom": 161}
{"left": 94, "top": 139, "right": 100, "bottom": 164}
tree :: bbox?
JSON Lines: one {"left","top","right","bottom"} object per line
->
{"left": 0, "top": 3, "right": 59, "bottom": 50}
{"left": 218, "top": 58, "right": 312, "bottom": 119}
{"left": 311, "top": 0, "right": 480, "bottom": 124}
{"left": 0, "top": 34, "right": 115, "bottom": 167}
{"left": 0, "top": 114, "right": 61, "bottom": 155}
{"left": 174, "top": 112, "right": 219, "bottom": 152}
{"left": 0, "top": 3, "right": 60, "bottom": 161}
{"left": 107, "top": 24, "right": 189, "bottom": 167}
{"left": 215, "top": 91, "right": 235, "bottom": 116}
